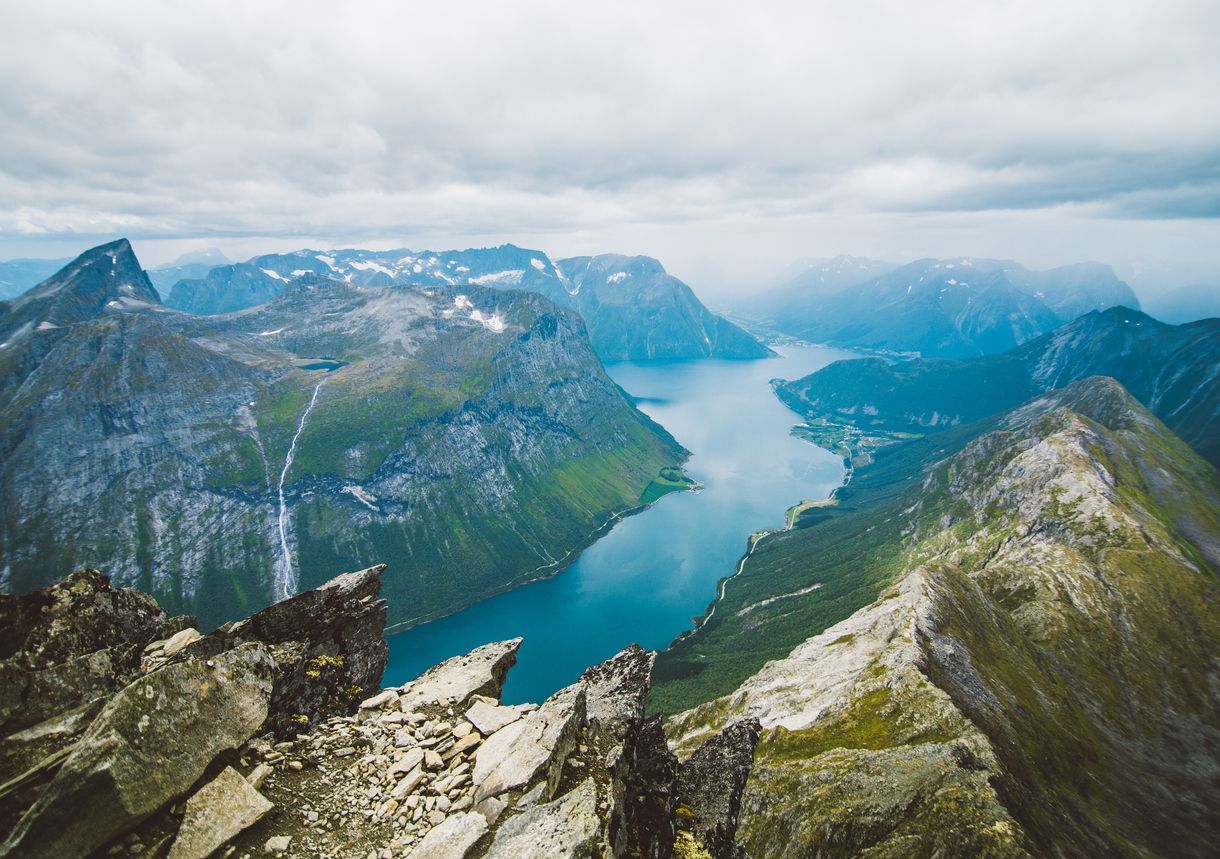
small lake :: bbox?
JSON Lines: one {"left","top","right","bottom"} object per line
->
{"left": 384, "top": 344, "right": 856, "bottom": 703}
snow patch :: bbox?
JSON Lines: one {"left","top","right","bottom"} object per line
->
{"left": 530, "top": 258, "right": 547, "bottom": 271}
{"left": 36, "top": 321, "right": 59, "bottom": 331}
{"left": 469, "top": 269, "right": 524, "bottom": 285}
{"left": 258, "top": 328, "right": 286, "bottom": 336}
{"left": 262, "top": 268, "right": 288, "bottom": 282}
{"left": 607, "top": 272, "right": 629, "bottom": 284}
{"left": 315, "top": 254, "right": 338, "bottom": 271}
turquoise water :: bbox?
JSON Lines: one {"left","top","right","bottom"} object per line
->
{"left": 384, "top": 344, "right": 855, "bottom": 703}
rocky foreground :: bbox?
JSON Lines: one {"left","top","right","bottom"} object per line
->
{"left": 0, "top": 565, "right": 757, "bottom": 858}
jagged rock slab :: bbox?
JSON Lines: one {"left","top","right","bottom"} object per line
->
{"left": 405, "top": 811, "right": 488, "bottom": 859}
{"left": 472, "top": 684, "right": 585, "bottom": 802}
{"left": 193, "top": 565, "right": 388, "bottom": 735}
{"left": 166, "top": 766, "right": 273, "bottom": 859}
{"left": 463, "top": 700, "right": 526, "bottom": 736}
{"left": 578, "top": 643, "right": 654, "bottom": 740}
{"left": 674, "top": 719, "right": 761, "bottom": 859}
{"left": 0, "top": 568, "right": 177, "bottom": 732}
{"left": 1, "top": 642, "right": 275, "bottom": 859}
{"left": 398, "top": 639, "right": 521, "bottom": 713}
{"left": 484, "top": 777, "right": 601, "bottom": 858}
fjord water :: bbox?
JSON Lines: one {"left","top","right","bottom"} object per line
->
{"left": 385, "top": 345, "right": 854, "bottom": 703}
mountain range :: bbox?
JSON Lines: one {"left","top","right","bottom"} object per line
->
{"left": 776, "top": 305, "right": 1220, "bottom": 467}
{"left": 164, "top": 245, "right": 772, "bottom": 362}
{"left": 746, "top": 255, "right": 1142, "bottom": 357}
{"left": 0, "top": 239, "right": 686, "bottom": 629}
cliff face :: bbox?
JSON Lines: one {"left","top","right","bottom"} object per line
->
{"left": 0, "top": 243, "right": 684, "bottom": 628}
{"left": 664, "top": 378, "right": 1220, "bottom": 857}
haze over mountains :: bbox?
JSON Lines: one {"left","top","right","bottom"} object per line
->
{"left": 163, "top": 245, "right": 771, "bottom": 362}
{"left": 745, "top": 255, "right": 1147, "bottom": 356}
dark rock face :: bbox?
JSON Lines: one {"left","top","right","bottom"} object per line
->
{"left": 186, "top": 564, "right": 388, "bottom": 737}
{"left": 618, "top": 715, "right": 679, "bottom": 859}
{"left": 674, "top": 719, "right": 762, "bottom": 859}
{"left": 0, "top": 568, "right": 179, "bottom": 733}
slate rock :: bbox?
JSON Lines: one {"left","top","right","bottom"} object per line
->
{"left": 166, "top": 766, "right": 273, "bottom": 859}
{"left": 484, "top": 778, "right": 601, "bottom": 859}
{"left": 398, "top": 639, "right": 521, "bottom": 713}
{"left": 1, "top": 642, "right": 275, "bottom": 859}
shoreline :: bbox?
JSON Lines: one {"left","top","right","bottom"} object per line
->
{"left": 672, "top": 437, "right": 852, "bottom": 643}
{"left": 382, "top": 473, "right": 702, "bottom": 637}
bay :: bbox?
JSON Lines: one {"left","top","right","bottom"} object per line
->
{"left": 384, "top": 344, "right": 856, "bottom": 703}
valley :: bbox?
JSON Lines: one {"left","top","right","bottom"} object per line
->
{"left": 384, "top": 345, "right": 853, "bottom": 704}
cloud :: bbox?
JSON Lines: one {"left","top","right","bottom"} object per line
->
{"left": 0, "top": 0, "right": 1217, "bottom": 281}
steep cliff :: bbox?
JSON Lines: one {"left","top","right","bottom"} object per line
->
{"left": 662, "top": 378, "right": 1220, "bottom": 857}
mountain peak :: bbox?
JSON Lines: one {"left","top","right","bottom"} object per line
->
{"left": 0, "top": 239, "right": 161, "bottom": 344}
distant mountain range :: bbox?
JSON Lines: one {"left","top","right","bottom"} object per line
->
{"left": 0, "top": 240, "right": 685, "bottom": 628}
{"left": 162, "top": 245, "right": 771, "bottom": 362}
{"left": 0, "top": 257, "right": 73, "bottom": 300}
{"left": 746, "top": 255, "right": 1142, "bottom": 357}
{"left": 145, "top": 247, "right": 232, "bottom": 294}
{"left": 775, "top": 305, "right": 1220, "bottom": 467}
{"left": 1140, "top": 281, "right": 1220, "bottom": 324}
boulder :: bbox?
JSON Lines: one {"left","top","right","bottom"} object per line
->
{"left": 464, "top": 700, "right": 526, "bottom": 736}
{"left": 472, "top": 684, "right": 586, "bottom": 802}
{"left": 1, "top": 642, "right": 275, "bottom": 859}
{"left": 406, "top": 811, "right": 489, "bottom": 859}
{"left": 398, "top": 639, "right": 521, "bottom": 713}
{"left": 166, "top": 766, "right": 273, "bottom": 859}
{"left": 484, "top": 778, "right": 601, "bottom": 859}
{"left": 191, "top": 565, "right": 388, "bottom": 736}
{"left": 0, "top": 568, "right": 178, "bottom": 732}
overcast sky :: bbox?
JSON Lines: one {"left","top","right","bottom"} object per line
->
{"left": 1, "top": 0, "right": 1217, "bottom": 295}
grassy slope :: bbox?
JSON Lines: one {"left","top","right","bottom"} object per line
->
{"left": 650, "top": 417, "right": 998, "bottom": 715}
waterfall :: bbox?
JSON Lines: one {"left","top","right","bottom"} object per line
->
{"left": 274, "top": 379, "right": 325, "bottom": 602}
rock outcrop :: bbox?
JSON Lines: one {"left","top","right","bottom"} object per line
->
{"left": 0, "top": 564, "right": 389, "bottom": 858}
{"left": 0, "top": 565, "right": 755, "bottom": 858}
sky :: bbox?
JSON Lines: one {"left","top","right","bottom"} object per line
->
{"left": 1, "top": 0, "right": 1218, "bottom": 297}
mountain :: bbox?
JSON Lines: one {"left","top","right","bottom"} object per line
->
{"left": 658, "top": 377, "right": 1220, "bottom": 857}
{"left": 164, "top": 245, "right": 771, "bottom": 361}
{"left": 775, "top": 306, "right": 1220, "bottom": 466}
{"left": 0, "top": 238, "right": 161, "bottom": 342}
{"left": 1142, "top": 282, "right": 1220, "bottom": 324}
{"left": 164, "top": 261, "right": 286, "bottom": 314}
{"left": 0, "top": 256, "right": 73, "bottom": 300}
{"left": 0, "top": 241, "right": 685, "bottom": 629}
{"left": 555, "top": 254, "right": 774, "bottom": 360}
{"left": 760, "top": 257, "right": 1141, "bottom": 357}
{"left": 146, "top": 247, "right": 232, "bottom": 293}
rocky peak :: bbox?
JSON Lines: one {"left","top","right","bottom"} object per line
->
{"left": 0, "top": 238, "right": 161, "bottom": 350}
{"left": 0, "top": 567, "right": 758, "bottom": 859}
